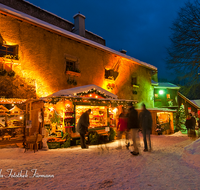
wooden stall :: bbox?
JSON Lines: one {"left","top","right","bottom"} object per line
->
{"left": 0, "top": 98, "right": 26, "bottom": 146}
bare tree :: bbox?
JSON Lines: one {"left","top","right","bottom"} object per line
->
{"left": 167, "top": 0, "right": 200, "bottom": 98}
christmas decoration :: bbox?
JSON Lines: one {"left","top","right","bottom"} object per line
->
{"left": 175, "top": 104, "right": 186, "bottom": 132}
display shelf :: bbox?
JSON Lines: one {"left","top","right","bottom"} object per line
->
{"left": 64, "top": 126, "right": 74, "bottom": 128}
{"left": 65, "top": 117, "right": 74, "bottom": 119}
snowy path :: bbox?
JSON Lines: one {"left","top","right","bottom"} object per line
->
{"left": 0, "top": 135, "right": 199, "bottom": 190}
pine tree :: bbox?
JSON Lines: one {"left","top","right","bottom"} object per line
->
{"left": 175, "top": 105, "right": 186, "bottom": 132}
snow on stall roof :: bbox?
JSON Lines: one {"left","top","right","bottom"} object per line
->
{"left": 136, "top": 107, "right": 176, "bottom": 112}
{"left": 0, "top": 3, "right": 157, "bottom": 71}
{"left": 154, "top": 82, "right": 180, "bottom": 89}
{"left": 151, "top": 79, "right": 158, "bottom": 85}
{"left": 47, "top": 84, "right": 118, "bottom": 99}
{"left": 178, "top": 92, "right": 200, "bottom": 109}
{"left": 190, "top": 100, "right": 200, "bottom": 109}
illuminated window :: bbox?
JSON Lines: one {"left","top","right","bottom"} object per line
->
{"left": 66, "top": 61, "right": 80, "bottom": 73}
{"left": 167, "top": 94, "right": 170, "bottom": 99}
{"left": 0, "top": 45, "right": 18, "bottom": 59}
{"left": 155, "top": 94, "right": 158, "bottom": 98}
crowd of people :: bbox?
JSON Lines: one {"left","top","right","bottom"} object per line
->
{"left": 76, "top": 103, "right": 153, "bottom": 155}
{"left": 117, "top": 103, "right": 152, "bottom": 156}
{"left": 185, "top": 113, "right": 200, "bottom": 138}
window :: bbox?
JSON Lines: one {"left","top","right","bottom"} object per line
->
{"left": 131, "top": 76, "right": 137, "bottom": 85}
{"left": 0, "top": 45, "right": 18, "bottom": 59}
{"left": 66, "top": 60, "right": 80, "bottom": 73}
{"left": 166, "top": 94, "right": 170, "bottom": 99}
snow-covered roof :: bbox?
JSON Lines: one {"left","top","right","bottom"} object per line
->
{"left": 9, "top": 105, "right": 23, "bottom": 114}
{"left": 190, "top": 100, "right": 200, "bottom": 109}
{"left": 47, "top": 84, "right": 118, "bottom": 99}
{"left": 154, "top": 82, "right": 180, "bottom": 89}
{"left": 151, "top": 80, "right": 158, "bottom": 86}
{"left": 0, "top": 3, "right": 157, "bottom": 71}
{"left": 178, "top": 92, "right": 200, "bottom": 109}
{"left": 136, "top": 107, "right": 176, "bottom": 112}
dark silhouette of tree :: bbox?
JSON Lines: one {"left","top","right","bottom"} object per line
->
{"left": 167, "top": 0, "right": 200, "bottom": 98}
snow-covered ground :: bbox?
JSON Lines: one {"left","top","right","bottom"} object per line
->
{"left": 0, "top": 134, "right": 200, "bottom": 190}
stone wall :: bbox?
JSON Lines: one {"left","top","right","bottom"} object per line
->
{"left": 0, "top": 13, "right": 154, "bottom": 107}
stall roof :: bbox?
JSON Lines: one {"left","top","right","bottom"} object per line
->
{"left": 178, "top": 92, "right": 200, "bottom": 109}
{"left": 47, "top": 84, "right": 118, "bottom": 99}
{"left": 0, "top": 98, "right": 27, "bottom": 104}
{"left": 190, "top": 100, "right": 200, "bottom": 109}
{"left": 153, "top": 82, "right": 180, "bottom": 89}
{"left": 136, "top": 107, "right": 176, "bottom": 112}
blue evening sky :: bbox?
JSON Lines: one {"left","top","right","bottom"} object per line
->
{"left": 26, "top": 0, "right": 195, "bottom": 80}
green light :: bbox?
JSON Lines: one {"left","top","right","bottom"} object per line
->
{"left": 159, "top": 90, "right": 164, "bottom": 95}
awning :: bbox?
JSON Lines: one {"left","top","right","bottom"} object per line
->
{"left": 47, "top": 84, "right": 118, "bottom": 99}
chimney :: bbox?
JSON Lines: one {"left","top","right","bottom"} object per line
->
{"left": 120, "top": 49, "right": 127, "bottom": 54}
{"left": 73, "top": 13, "right": 86, "bottom": 37}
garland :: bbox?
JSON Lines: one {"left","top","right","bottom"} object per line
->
{"left": 77, "top": 89, "right": 113, "bottom": 99}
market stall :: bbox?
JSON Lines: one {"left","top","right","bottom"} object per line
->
{"left": 0, "top": 99, "right": 26, "bottom": 144}
{"left": 141, "top": 108, "right": 176, "bottom": 135}
{"left": 42, "top": 85, "right": 137, "bottom": 145}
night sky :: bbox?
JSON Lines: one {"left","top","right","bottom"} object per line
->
{"left": 26, "top": 0, "right": 195, "bottom": 80}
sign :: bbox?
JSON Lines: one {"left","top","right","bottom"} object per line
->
{"left": 105, "top": 127, "right": 110, "bottom": 132}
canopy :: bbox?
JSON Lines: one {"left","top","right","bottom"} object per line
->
{"left": 47, "top": 84, "right": 118, "bottom": 99}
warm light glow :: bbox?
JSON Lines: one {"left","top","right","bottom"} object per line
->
{"left": 113, "top": 108, "right": 118, "bottom": 113}
{"left": 95, "top": 95, "right": 98, "bottom": 98}
{"left": 49, "top": 107, "right": 54, "bottom": 112}
{"left": 89, "top": 94, "right": 92, "bottom": 97}
{"left": 19, "top": 116, "right": 23, "bottom": 120}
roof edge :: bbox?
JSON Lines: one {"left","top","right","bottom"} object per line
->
{"left": 0, "top": 3, "right": 157, "bottom": 71}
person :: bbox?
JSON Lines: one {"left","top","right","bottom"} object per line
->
{"left": 139, "top": 103, "right": 152, "bottom": 152}
{"left": 116, "top": 107, "right": 128, "bottom": 149}
{"left": 185, "top": 114, "right": 192, "bottom": 137}
{"left": 190, "top": 113, "right": 196, "bottom": 138}
{"left": 77, "top": 109, "right": 91, "bottom": 149}
{"left": 127, "top": 103, "right": 140, "bottom": 156}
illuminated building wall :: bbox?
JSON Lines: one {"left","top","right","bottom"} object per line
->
{"left": 0, "top": 9, "right": 156, "bottom": 108}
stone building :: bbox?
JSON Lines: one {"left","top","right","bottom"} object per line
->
{"left": 0, "top": 0, "right": 158, "bottom": 108}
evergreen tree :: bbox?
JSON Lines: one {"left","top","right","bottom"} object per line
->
{"left": 175, "top": 105, "right": 186, "bottom": 132}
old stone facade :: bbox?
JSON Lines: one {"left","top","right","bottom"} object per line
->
{"left": 0, "top": 1, "right": 157, "bottom": 108}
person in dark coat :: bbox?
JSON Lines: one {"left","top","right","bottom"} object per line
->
{"left": 77, "top": 109, "right": 91, "bottom": 149}
{"left": 190, "top": 113, "right": 196, "bottom": 138}
{"left": 127, "top": 103, "right": 140, "bottom": 155}
{"left": 139, "top": 103, "right": 152, "bottom": 152}
{"left": 185, "top": 114, "right": 192, "bottom": 137}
